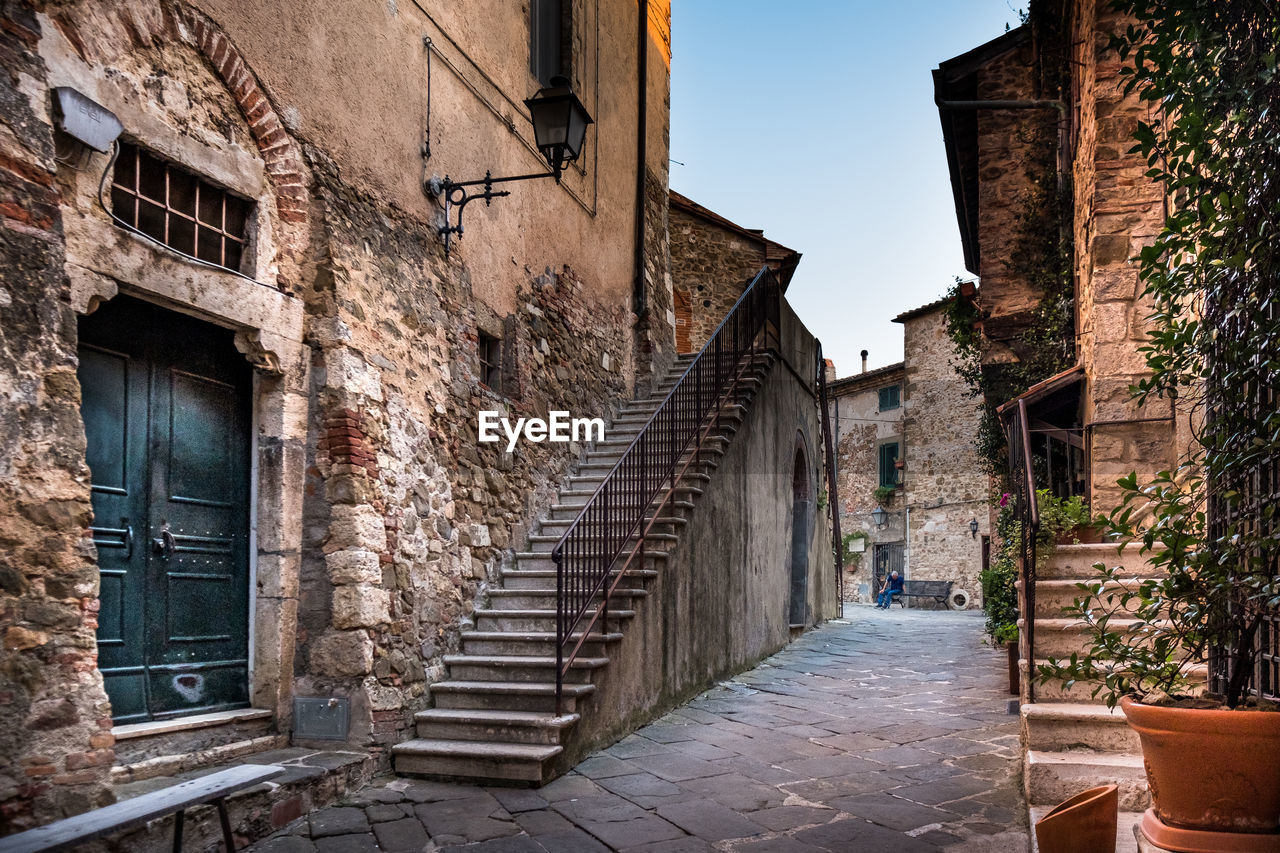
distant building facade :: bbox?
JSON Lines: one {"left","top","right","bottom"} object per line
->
{"left": 830, "top": 298, "right": 989, "bottom": 605}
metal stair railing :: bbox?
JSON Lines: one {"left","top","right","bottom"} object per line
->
{"left": 552, "top": 266, "right": 781, "bottom": 713}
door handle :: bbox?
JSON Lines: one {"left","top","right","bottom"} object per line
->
{"left": 152, "top": 522, "right": 176, "bottom": 558}
{"left": 122, "top": 518, "right": 133, "bottom": 560}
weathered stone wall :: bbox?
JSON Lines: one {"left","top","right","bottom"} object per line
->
{"left": 296, "top": 170, "right": 638, "bottom": 755}
{"left": 0, "top": 3, "right": 116, "bottom": 829}
{"left": 829, "top": 366, "right": 905, "bottom": 602}
{"left": 1069, "top": 0, "right": 1177, "bottom": 513}
{"left": 974, "top": 41, "right": 1043, "bottom": 366}
{"left": 900, "top": 308, "right": 988, "bottom": 603}
{"left": 669, "top": 202, "right": 766, "bottom": 354}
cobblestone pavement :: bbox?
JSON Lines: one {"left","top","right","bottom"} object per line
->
{"left": 252, "top": 606, "right": 1028, "bottom": 852}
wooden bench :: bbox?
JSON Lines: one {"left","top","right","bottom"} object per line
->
{"left": 0, "top": 763, "right": 283, "bottom": 853}
{"left": 891, "top": 579, "right": 955, "bottom": 608}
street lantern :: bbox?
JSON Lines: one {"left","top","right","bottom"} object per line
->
{"left": 969, "top": 517, "right": 980, "bottom": 539}
{"left": 871, "top": 506, "right": 889, "bottom": 529}
{"left": 525, "top": 77, "right": 594, "bottom": 182}
{"left": 429, "top": 75, "right": 595, "bottom": 254}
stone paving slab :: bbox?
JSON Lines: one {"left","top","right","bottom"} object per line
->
{"left": 249, "top": 606, "right": 1029, "bottom": 851}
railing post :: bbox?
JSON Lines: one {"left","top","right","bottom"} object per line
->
{"left": 553, "top": 545, "right": 564, "bottom": 716}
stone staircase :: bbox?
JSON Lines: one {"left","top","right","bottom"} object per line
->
{"left": 393, "top": 351, "right": 775, "bottom": 784}
{"left": 1020, "top": 542, "right": 1162, "bottom": 833}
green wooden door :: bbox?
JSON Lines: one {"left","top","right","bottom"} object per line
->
{"left": 79, "top": 297, "right": 252, "bottom": 723}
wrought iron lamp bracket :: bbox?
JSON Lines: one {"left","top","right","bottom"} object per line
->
{"left": 430, "top": 168, "right": 560, "bottom": 256}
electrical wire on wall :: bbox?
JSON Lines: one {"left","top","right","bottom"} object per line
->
{"left": 95, "top": 141, "right": 274, "bottom": 290}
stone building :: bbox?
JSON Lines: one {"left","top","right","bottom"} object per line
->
{"left": 0, "top": 0, "right": 836, "bottom": 842}
{"left": 933, "top": 1, "right": 1194, "bottom": 829}
{"left": 669, "top": 190, "right": 800, "bottom": 353}
{"left": 828, "top": 296, "right": 988, "bottom": 606}
{"left": 933, "top": 8, "right": 1177, "bottom": 512}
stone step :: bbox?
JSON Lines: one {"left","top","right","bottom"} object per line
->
{"left": 1028, "top": 617, "right": 1148, "bottom": 659}
{"left": 392, "top": 738, "right": 563, "bottom": 784}
{"left": 524, "top": 531, "right": 679, "bottom": 551}
{"left": 513, "top": 551, "right": 668, "bottom": 572}
{"left": 428, "top": 680, "right": 596, "bottom": 714}
{"left": 612, "top": 403, "right": 746, "bottom": 426}
{"left": 501, "top": 567, "right": 658, "bottom": 590}
{"left": 413, "top": 709, "right": 580, "bottom": 746}
{"left": 460, "top": 630, "right": 622, "bottom": 657}
{"left": 485, "top": 587, "right": 648, "bottom": 612}
{"left": 565, "top": 470, "right": 711, "bottom": 492}
{"left": 537, "top": 515, "right": 686, "bottom": 537}
{"left": 1030, "top": 578, "right": 1161, "bottom": 618}
{"left": 445, "top": 653, "right": 608, "bottom": 684}
{"left": 473, "top": 607, "right": 635, "bottom": 633}
{"left": 1020, "top": 702, "right": 1141, "bottom": 753}
{"left": 1024, "top": 659, "right": 1209, "bottom": 701}
{"left": 546, "top": 500, "right": 695, "bottom": 522}
{"left": 1025, "top": 749, "right": 1149, "bottom": 810}
{"left": 1039, "top": 543, "right": 1157, "bottom": 581}
{"left": 554, "top": 485, "right": 703, "bottom": 508}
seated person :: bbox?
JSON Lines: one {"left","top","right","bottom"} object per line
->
{"left": 875, "top": 570, "right": 904, "bottom": 608}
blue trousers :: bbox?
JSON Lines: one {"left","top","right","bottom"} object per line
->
{"left": 877, "top": 590, "right": 899, "bottom": 608}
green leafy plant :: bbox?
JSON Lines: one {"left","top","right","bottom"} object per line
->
{"left": 1040, "top": 0, "right": 1280, "bottom": 710}
{"left": 982, "top": 490, "right": 1093, "bottom": 645}
{"left": 872, "top": 485, "right": 896, "bottom": 504}
{"left": 841, "top": 531, "right": 868, "bottom": 567}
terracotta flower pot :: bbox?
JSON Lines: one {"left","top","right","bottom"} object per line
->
{"left": 1034, "top": 784, "right": 1117, "bottom": 853}
{"left": 1120, "top": 696, "right": 1280, "bottom": 835}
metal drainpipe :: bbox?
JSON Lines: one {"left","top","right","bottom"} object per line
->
{"left": 633, "top": 0, "right": 649, "bottom": 319}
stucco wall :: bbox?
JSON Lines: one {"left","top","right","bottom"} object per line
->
{"left": 557, "top": 295, "right": 838, "bottom": 768}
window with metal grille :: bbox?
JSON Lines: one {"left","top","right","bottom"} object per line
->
{"left": 879, "top": 441, "right": 900, "bottom": 488}
{"left": 878, "top": 384, "right": 900, "bottom": 411}
{"left": 478, "top": 332, "right": 502, "bottom": 390}
{"left": 530, "top": 0, "right": 569, "bottom": 86}
{"left": 110, "top": 141, "right": 250, "bottom": 273}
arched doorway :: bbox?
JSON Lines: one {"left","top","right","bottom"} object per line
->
{"left": 789, "top": 441, "right": 812, "bottom": 626}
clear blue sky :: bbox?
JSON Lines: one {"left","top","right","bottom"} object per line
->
{"left": 670, "top": 1, "right": 1024, "bottom": 377}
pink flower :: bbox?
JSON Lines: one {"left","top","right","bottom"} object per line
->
{"left": 998, "top": 493, "right": 1009, "bottom": 507}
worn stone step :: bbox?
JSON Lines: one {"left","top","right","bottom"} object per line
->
{"left": 554, "top": 485, "right": 703, "bottom": 508}
{"left": 1030, "top": 578, "right": 1161, "bottom": 618}
{"left": 566, "top": 471, "right": 711, "bottom": 491}
{"left": 392, "top": 738, "right": 562, "bottom": 784}
{"left": 525, "top": 531, "right": 679, "bottom": 551}
{"left": 413, "top": 709, "right": 579, "bottom": 746}
{"left": 1025, "top": 659, "right": 1208, "bottom": 701}
{"left": 501, "top": 567, "right": 658, "bottom": 590}
{"left": 612, "top": 403, "right": 747, "bottom": 426}
{"left": 485, "top": 587, "right": 648, "bottom": 611}
{"left": 444, "top": 653, "right": 608, "bottom": 684}
{"left": 537, "top": 516, "right": 685, "bottom": 537}
{"left": 1029, "top": 616, "right": 1150, "bottom": 659}
{"left": 428, "top": 680, "right": 595, "bottom": 714}
{"left": 473, "top": 608, "right": 635, "bottom": 633}
{"left": 546, "top": 500, "right": 695, "bottom": 522}
{"left": 513, "top": 551, "right": 668, "bottom": 572}
{"left": 1038, "top": 543, "right": 1158, "bottom": 581}
{"left": 1021, "top": 702, "right": 1141, "bottom": 753}
{"left": 460, "top": 629, "right": 622, "bottom": 657}
{"left": 1025, "top": 749, "right": 1149, "bottom": 810}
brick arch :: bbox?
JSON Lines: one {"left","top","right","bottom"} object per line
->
{"left": 673, "top": 287, "right": 692, "bottom": 353}
{"left": 174, "top": 5, "right": 309, "bottom": 226}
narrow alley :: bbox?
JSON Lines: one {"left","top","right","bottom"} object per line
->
{"left": 251, "top": 607, "right": 1028, "bottom": 852}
